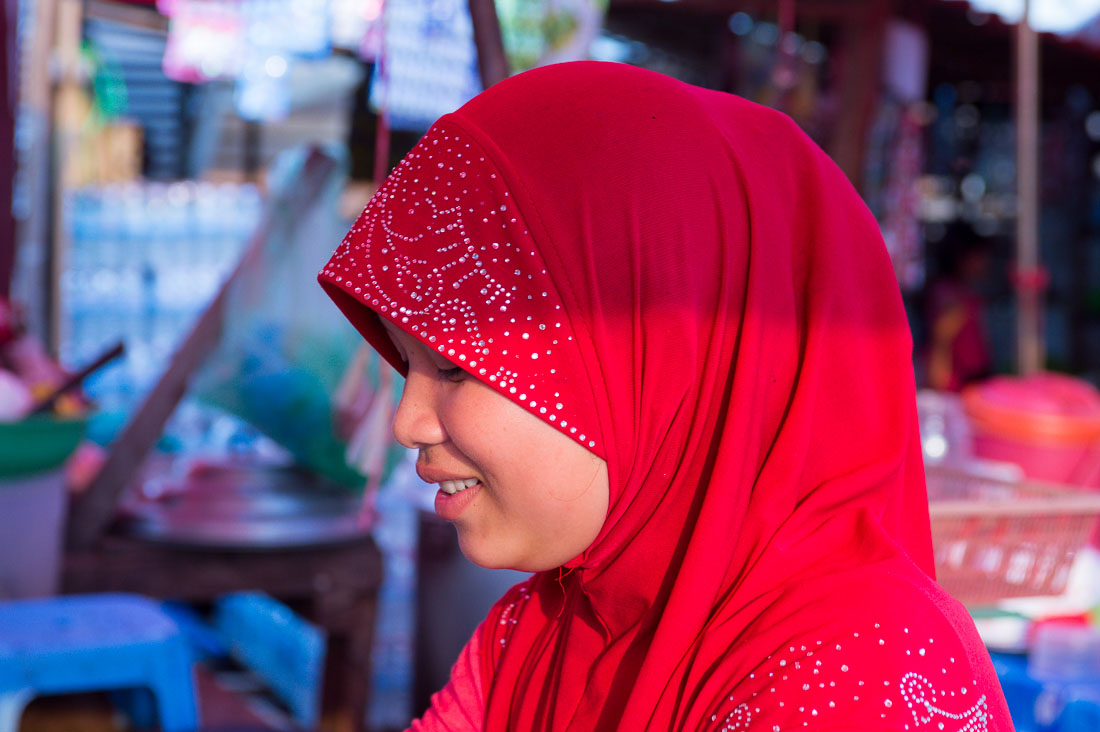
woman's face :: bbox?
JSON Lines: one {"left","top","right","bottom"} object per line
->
{"left": 381, "top": 320, "right": 609, "bottom": 572}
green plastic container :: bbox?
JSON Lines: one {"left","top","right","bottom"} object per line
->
{"left": 0, "top": 415, "right": 88, "bottom": 479}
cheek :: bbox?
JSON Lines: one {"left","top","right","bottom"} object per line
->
{"left": 548, "top": 460, "right": 609, "bottom": 532}
{"left": 436, "top": 384, "right": 514, "bottom": 463}
{"left": 546, "top": 455, "right": 598, "bottom": 502}
{"left": 440, "top": 380, "right": 607, "bottom": 532}
{"left": 447, "top": 388, "right": 556, "bottom": 465}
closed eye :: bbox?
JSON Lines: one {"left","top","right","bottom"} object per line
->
{"left": 440, "top": 365, "right": 467, "bottom": 383}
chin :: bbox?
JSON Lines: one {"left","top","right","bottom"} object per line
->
{"left": 455, "top": 530, "right": 519, "bottom": 572}
{"left": 455, "top": 530, "right": 544, "bottom": 572}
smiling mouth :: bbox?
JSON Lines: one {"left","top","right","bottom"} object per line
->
{"left": 438, "top": 478, "right": 481, "bottom": 494}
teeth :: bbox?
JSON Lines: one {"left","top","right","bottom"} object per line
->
{"left": 439, "top": 479, "right": 480, "bottom": 495}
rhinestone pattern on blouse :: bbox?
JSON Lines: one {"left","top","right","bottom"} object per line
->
{"left": 319, "top": 123, "right": 599, "bottom": 453}
{"left": 495, "top": 583, "right": 531, "bottom": 660}
{"left": 709, "top": 625, "right": 991, "bottom": 732}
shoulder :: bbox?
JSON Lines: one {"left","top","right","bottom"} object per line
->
{"left": 703, "top": 567, "right": 1012, "bottom": 732}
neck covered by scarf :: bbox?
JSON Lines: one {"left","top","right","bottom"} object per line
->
{"left": 320, "top": 62, "right": 1011, "bottom": 732}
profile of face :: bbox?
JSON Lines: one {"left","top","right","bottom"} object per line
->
{"left": 381, "top": 320, "right": 610, "bottom": 572}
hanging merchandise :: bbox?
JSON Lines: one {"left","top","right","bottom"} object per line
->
{"left": 866, "top": 20, "right": 930, "bottom": 291}
{"left": 368, "top": 0, "right": 607, "bottom": 132}
{"left": 234, "top": 0, "right": 329, "bottom": 120}
{"left": 726, "top": 13, "right": 829, "bottom": 144}
{"left": 496, "top": 0, "right": 607, "bottom": 72}
{"left": 243, "top": 0, "right": 329, "bottom": 59}
{"left": 53, "top": 41, "right": 143, "bottom": 188}
{"left": 882, "top": 107, "right": 927, "bottom": 291}
{"left": 235, "top": 52, "right": 292, "bottom": 121}
{"left": 330, "top": 0, "right": 384, "bottom": 57}
{"left": 161, "top": 0, "right": 329, "bottom": 82}
{"left": 162, "top": 0, "right": 331, "bottom": 121}
{"left": 496, "top": 0, "right": 547, "bottom": 71}
{"left": 160, "top": 0, "right": 246, "bottom": 82}
{"left": 368, "top": 0, "right": 481, "bottom": 132}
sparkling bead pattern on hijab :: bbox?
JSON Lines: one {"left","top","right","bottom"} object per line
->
{"left": 320, "top": 125, "right": 603, "bottom": 455}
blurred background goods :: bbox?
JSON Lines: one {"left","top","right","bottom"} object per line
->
{"left": 5, "top": 0, "right": 1100, "bottom": 730}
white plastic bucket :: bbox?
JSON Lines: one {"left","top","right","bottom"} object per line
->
{"left": 0, "top": 469, "right": 69, "bottom": 599}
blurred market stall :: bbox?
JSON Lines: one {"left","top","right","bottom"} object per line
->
{"left": 4, "top": 0, "right": 1100, "bottom": 729}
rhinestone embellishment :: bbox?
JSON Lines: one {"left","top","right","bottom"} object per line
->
{"left": 708, "top": 626, "right": 992, "bottom": 732}
{"left": 320, "top": 122, "right": 600, "bottom": 453}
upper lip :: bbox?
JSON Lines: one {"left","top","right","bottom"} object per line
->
{"left": 416, "top": 464, "right": 481, "bottom": 485}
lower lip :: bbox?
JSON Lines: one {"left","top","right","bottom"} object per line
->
{"left": 434, "top": 482, "right": 482, "bottom": 521}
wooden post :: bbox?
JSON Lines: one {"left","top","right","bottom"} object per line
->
{"left": 11, "top": 0, "right": 58, "bottom": 337}
{"left": 45, "top": 0, "right": 85, "bottom": 354}
{"left": 467, "top": 0, "right": 509, "bottom": 90}
{"left": 826, "top": 0, "right": 887, "bottom": 193}
{"left": 0, "top": 0, "right": 16, "bottom": 299}
{"left": 243, "top": 120, "right": 262, "bottom": 180}
{"left": 1015, "top": 0, "right": 1042, "bottom": 374}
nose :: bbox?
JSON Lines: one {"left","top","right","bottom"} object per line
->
{"left": 391, "top": 368, "right": 447, "bottom": 450}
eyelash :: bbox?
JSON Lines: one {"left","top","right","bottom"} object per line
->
{"left": 398, "top": 356, "right": 467, "bottom": 383}
{"left": 439, "top": 366, "right": 467, "bottom": 383}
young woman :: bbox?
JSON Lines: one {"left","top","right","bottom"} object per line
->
{"left": 320, "top": 61, "right": 1012, "bottom": 732}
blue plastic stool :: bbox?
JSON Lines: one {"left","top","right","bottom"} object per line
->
{"left": 215, "top": 592, "right": 326, "bottom": 729}
{"left": 0, "top": 593, "right": 199, "bottom": 732}
{"left": 990, "top": 652, "right": 1041, "bottom": 732}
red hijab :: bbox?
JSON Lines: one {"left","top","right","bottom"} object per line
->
{"left": 320, "top": 62, "right": 1011, "bottom": 732}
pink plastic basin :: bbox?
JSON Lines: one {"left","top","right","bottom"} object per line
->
{"left": 962, "top": 373, "right": 1100, "bottom": 488}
